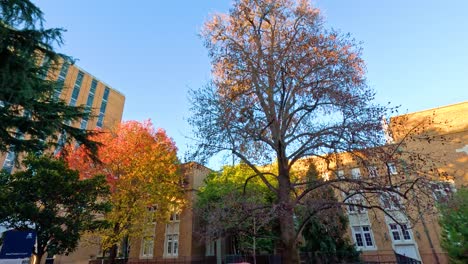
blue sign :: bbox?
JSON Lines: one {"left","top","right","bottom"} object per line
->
{"left": 0, "top": 230, "right": 36, "bottom": 259}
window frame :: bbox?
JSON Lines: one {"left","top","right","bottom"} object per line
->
{"left": 351, "top": 225, "right": 376, "bottom": 250}
{"left": 164, "top": 212, "right": 180, "bottom": 258}
{"left": 140, "top": 206, "right": 157, "bottom": 259}
{"left": 140, "top": 235, "right": 155, "bottom": 258}
{"left": 388, "top": 223, "right": 413, "bottom": 243}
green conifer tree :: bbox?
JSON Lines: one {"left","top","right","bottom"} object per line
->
{"left": 299, "top": 164, "right": 360, "bottom": 263}
{"left": 0, "top": 0, "right": 98, "bottom": 158}
{"left": 0, "top": 154, "right": 110, "bottom": 264}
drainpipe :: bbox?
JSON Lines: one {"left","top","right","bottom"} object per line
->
{"left": 419, "top": 211, "right": 440, "bottom": 264}
{"left": 402, "top": 159, "right": 440, "bottom": 264}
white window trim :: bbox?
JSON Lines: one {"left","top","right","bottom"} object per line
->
{"left": 164, "top": 212, "right": 180, "bottom": 258}
{"left": 140, "top": 234, "right": 155, "bottom": 259}
{"left": 140, "top": 206, "right": 157, "bottom": 259}
{"left": 388, "top": 222, "right": 414, "bottom": 244}
{"left": 351, "top": 225, "right": 377, "bottom": 250}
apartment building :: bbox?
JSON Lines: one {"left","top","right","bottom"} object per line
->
{"left": 298, "top": 101, "right": 467, "bottom": 263}
{"left": 124, "top": 102, "right": 466, "bottom": 264}
{"left": 0, "top": 57, "right": 126, "bottom": 172}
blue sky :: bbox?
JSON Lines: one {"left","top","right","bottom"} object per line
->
{"left": 36, "top": 0, "right": 467, "bottom": 164}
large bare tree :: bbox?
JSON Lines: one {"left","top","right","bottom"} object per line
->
{"left": 189, "top": 1, "right": 444, "bottom": 263}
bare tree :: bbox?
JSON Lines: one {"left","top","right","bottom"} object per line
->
{"left": 189, "top": 1, "right": 445, "bottom": 263}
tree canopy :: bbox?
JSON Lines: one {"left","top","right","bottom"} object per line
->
{"left": 0, "top": 154, "right": 110, "bottom": 264}
{"left": 299, "top": 164, "right": 360, "bottom": 263}
{"left": 0, "top": 0, "right": 98, "bottom": 157}
{"left": 439, "top": 187, "right": 468, "bottom": 264}
{"left": 189, "top": 1, "right": 440, "bottom": 263}
{"left": 66, "top": 120, "right": 184, "bottom": 262}
{"left": 196, "top": 164, "right": 277, "bottom": 255}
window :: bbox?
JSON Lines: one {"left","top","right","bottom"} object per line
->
{"left": 164, "top": 212, "right": 180, "bottom": 257}
{"left": 2, "top": 150, "right": 16, "bottom": 174}
{"left": 337, "top": 170, "right": 344, "bottom": 179}
{"left": 380, "top": 192, "right": 401, "bottom": 210}
{"left": 96, "top": 87, "right": 110, "bottom": 128}
{"left": 39, "top": 55, "right": 51, "bottom": 79}
{"left": 146, "top": 206, "right": 157, "bottom": 224}
{"left": 86, "top": 79, "right": 98, "bottom": 108}
{"left": 166, "top": 234, "right": 179, "bottom": 256}
{"left": 53, "top": 131, "right": 67, "bottom": 156}
{"left": 141, "top": 236, "right": 154, "bottom": 258}
{"left": 430, "top": 181, "right": 454, "bottom": 203}
{"left": 352, "top": 225, "right": 375, "bottom": 249}
{"left": 321, "top": 172, "right": 329, "bottom": 181}
{"left": 54, "top": 61, "right": 69, "bottom": 99}
{"left": 387, "top": 163, "right": 398, "bottom": 175}
{"left": 140, "top": 206, "right": 156, "bottom": 259}
{"left": 368, "top": 166, "right": 378, "bottom": 178}
{"left": 69, "top": 71, "right": 84, "bottom": 106}
{"left": 80, "top": 79, "right": 98, "bottom": 130}
{"left": 389, "top": 223, "right": 412, "bottom": 242}
{"left": 351, "top": 168, "right": 361, "bottom": 179}
{"left": 347, "top": 194, "right": 367, "bottom": 214}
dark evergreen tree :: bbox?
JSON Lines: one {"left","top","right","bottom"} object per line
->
{"left": 299, "top": 164, "right": 360, "bottom": 263}
{"left": 0, "top": 154, "right": 111, "bottom": 264}
{"left": 0, "top": 0, "right": 99, "bottom": 158}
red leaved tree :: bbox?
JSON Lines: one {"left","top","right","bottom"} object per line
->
{"left": 66, "top": 120, "right": 184, "bottom": 263}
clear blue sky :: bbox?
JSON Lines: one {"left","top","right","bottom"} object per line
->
{"left": 36, "top": 0, "right": 467, "bottom": 165}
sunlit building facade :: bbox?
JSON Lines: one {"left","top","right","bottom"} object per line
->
{"left": 0, "top": 58, "right": 125, "bottom": 173}
{"left": 297, "top": 101, "right": 467, "bottom": 263}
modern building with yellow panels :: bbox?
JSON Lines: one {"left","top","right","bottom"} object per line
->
{"left": 0, "top": 58, "right": 125, "bottom": 172}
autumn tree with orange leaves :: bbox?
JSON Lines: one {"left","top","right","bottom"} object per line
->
{"left": 66, "top": 120, "right": 183, "bottom": 262}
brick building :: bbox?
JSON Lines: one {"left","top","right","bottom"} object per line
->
{"left": 295, "top": 101, "right": 467, "bottom": 263}
{"left": 125, "top": 102, "right": 466, "bottom": 264}
{"left": 126, "top": 162, "right": 213, "bottom": 263}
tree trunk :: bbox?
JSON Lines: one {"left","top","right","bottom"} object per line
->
{"left": 34, "top": 253, "right": 43, "bottom": 264}
{"left": 108, "top": 244, "right": 118, "bottom": 264}
{"left": 279, "top": 212, "right": 300, "bottom": 264}
{"left": 278, "top": 161, "right": 300, "bottom": 264}
{"left": 33, "top": 241, "right": 45, "bottom": 264}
